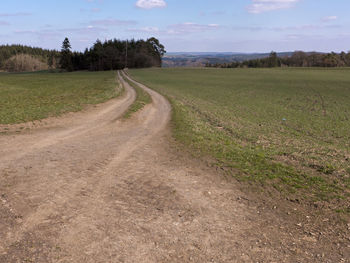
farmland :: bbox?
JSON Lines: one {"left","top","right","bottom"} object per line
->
{"left": 0, "top": 71, "right": 120, "bottom": 125}
{"left": 0, "top": 68, "right": 349, "bottom": 261}
{"left": 122, "top": 73, "right": 152, "bottom": 118}
{"left": 129, "top": 68, "right": 350, "bottom": 211}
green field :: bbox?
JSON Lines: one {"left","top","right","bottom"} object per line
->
{"left": 129, "top": 68, "right": 350, "bottom": 211}
{"left": 0, "top": 71, "right": 120, "bottom": 124}
{"left": 123, "top": 75, "right": 152, "bottom": 119}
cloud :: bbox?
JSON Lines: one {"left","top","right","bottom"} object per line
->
{"left": 0, "top": 12, "right": 31, "bottom": 17}
{"left": 135, "top": 0, "right": 166, "bottom": 9}
{"left": 231, "top": 23, "right": 341, "bottom": 32}
{"left": 322, "top": 16, "right": 337, "bottom": 22}
{"left": 128, "top": 26, "right": 161, "bottom": 33}
{"left": 127, "top": 22, "right": 220, "bottom": 35}
{"left": 231, "top": 25, "right": 264, "bottom": 31}
{"left": 0, "top": 21, "right": 10, "bottom": 26}
{"left": 13, "top": 29, "right": 61, "bottom": 40}
{"left": 167, "top": 22, "right": 220, "bottom": 34}
{"left": 273, "top": 24, "right": 341, "bottom": 31}
{"left": 13, "top": 26, "right": 108, "bottom": 40}
{"left": 247, "top": 0, "right": 300, "bottom": 14}
{"left": 58, "top": 26, "right": 108, "bottom": 36}
{"left": 90, "top": 19, "right": 136, "bottom": 26}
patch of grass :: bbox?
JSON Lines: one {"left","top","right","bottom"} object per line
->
{"left": 129, "top": 68, "right": 350, "bottom": 209}
{"left": 0, "top": 71, "right": 120, "bottom": 124}
{"left": 122, "top": 74, "right": 152, "bottom": 118}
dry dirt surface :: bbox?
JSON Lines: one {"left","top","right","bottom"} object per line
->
{"left": 0, "top": 71, "right": 349, "bottom": 263}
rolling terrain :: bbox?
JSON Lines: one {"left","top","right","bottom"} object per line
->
{"left": 162, "top": 52, "right": 294, "bottom": 67}
{"left": 0, "top": 70, "right": 348, "bottom": 262}
{"left": 129, "top": 68, "right": 350, "bottom": 213}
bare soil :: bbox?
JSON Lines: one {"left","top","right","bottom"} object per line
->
{"left": 0, "top": 71, "right": 349, "bottom": 262}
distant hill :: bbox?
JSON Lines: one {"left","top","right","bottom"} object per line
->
{"left": 162, "top": 52, "right": 295, "bottom": 67}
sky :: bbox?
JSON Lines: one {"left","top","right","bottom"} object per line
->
{"left": 0, "top": 0, "right": 350, "bottom": 53}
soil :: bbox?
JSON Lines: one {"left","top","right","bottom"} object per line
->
{"left": 0, "top": 71, "right": 349, "bottom": 262}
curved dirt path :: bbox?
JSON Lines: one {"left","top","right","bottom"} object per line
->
{"left": 0, "top": 71, "right": 346, "bottom": 262}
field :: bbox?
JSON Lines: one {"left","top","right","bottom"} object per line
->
{"left": 122, "top": 73, "right": 152, "bottom": 118}
{"left": 1, "top": 68, "right": 349, "bottom": 261}
{"left": 129, "top": 68, "right": 350, "bottom": 212}
{"left": 0, "top": 71, "right": 120, "bottom": 125}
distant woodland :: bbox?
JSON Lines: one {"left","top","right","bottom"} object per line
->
{"left": 207, "top": 51, "right": 350, "bottom": 68}
{"left": 69, "top": 38, "right": 165, "bottom": 71}
{"left": 0, "top": 45, "right": 60, "bottom": 72}
{"left": 1, "top": 39, "right": 350, "bottom": 72}
{"left": 0, "top": 37, "right": 165, "bottom": 72}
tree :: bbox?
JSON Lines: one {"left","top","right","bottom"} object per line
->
{"left": 48, "top": 54, "right": 54, "bottom": 69}
{"left": 147, "top": 37, "right": 166, "bottom": 56}
{"left": 147, "top": 37, "right": 166, "bottom": 66}
{"left": 60, "top": 37, "right": 73, "bottom": 71}
{"left": 267, "top": 51, "right": 280, "bottom": 67}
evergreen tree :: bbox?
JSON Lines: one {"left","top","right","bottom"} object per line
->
{"left": 267, "top": 51, "right": 279, "bottom": 67}
{"left": 0, "top": 37, "right": 166, "bottom": 72}
{"left": 60, "top": 37, "right": 73, "bottom": 71}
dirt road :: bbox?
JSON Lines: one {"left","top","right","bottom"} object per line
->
{"left": 0, "top": 71, "right": 348, "bottom": 262}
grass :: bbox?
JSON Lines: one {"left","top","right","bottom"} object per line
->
{"left": 129, "top": 67, "right": 350, "bottom": 210}
{"left": 122, "top": 73, "right": 152, "bottom": 118}
{"left": 0, "top": 71, "right": 120, "bottom": 124}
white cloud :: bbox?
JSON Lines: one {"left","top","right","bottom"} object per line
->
{"left": 128, "top": 26, "right": 160, "bottom": 33}
{"left": 248, "top": 0, "right": 300, "bottom": 14}
{"left": 127, "top": 23, "right": 220, "bottom": 35}
{"left": 167, "top": 22, "right": 220, "bottom": 34}
{"left": 136, "top": 0, "right": 166, "bottom": 9}
{"left": 0, "top": 12, "right": 31, "bottom": 17}
{"left": 230, "top": 23, "right": 341, "bottom": 32}
{"left": 322, "top": 16, "right": 338, "bottom": 22}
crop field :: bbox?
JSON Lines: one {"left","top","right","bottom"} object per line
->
{"left": 129, "top": 68, "right": 350, "bottom": 212}
{"left": 0, "top": 71, "right": 119, "bottom": 125}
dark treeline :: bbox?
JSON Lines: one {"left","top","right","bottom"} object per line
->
{"left": 0, "top": 37, "right": 165, "bottom": 72}
{"left": 63, "top": 37, "right": 165, "bottom": 71}
{"left": 0, "top": 44, "right": 60, "bottom": 70}
{"left": 206, "top": 51, "right": 350, "bottom": 68}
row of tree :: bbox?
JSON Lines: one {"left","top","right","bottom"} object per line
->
{"left": 60, "top": 37, "right": 165, "bottom": 71}
{"left": 0, "top": 37, "right": 166, "bottom": 72}
{"left": 206, "top": 51, "right": 350, "bottom": 68}
{"left": 0, "top": 44, "right": 60, "bottom": 71}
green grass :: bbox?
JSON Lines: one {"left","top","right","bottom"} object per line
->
{"left": 122, "top": 74, "right": 152, "bottom": 118}
{"left": 129, "top": 67, "right": 350, "bottom": 209}
{"left": 0, "top": 71, "right": 120, "bottom": 124}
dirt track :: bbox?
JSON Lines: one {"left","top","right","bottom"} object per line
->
{"left": 0, "top": 71, "right": 348, "bottom": 262}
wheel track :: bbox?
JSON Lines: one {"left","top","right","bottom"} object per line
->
{"left": 0, "top": 70, "right": 175, "bottom": 261}
{"left": 0, "top": 71, "right": 338, "bottom": 262}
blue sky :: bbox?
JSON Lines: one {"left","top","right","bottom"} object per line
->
{"left": 0, "top": 0, "right": 349, "bottom": 52}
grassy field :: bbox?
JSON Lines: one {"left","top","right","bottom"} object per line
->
{"left": 123, "top": 75, "right": 152, "bottom": 119}
{"left": 0, "top": 71, "right": 120, "bottom": 124}
{"left": 129, "top": 68, "right": 350, "bottom": 212}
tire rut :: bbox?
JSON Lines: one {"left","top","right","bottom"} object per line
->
{"left": 0, "top": 71, "right": 340, "bottom": 263}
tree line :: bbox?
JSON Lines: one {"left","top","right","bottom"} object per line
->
{"left": 0, "top": 37, "right": 165, "bottom": 72}
{"left": 61, "top": 37, "right": 165, "bottom": 71}
{"left": 206, "top": 51, "right": 350, "bottom": 68}
{"left": 0, "top": 44, "right": 60, "bottom": 71}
